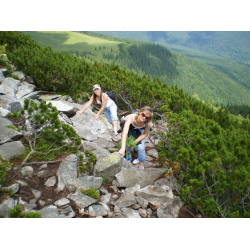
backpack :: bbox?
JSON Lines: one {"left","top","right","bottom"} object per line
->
{"left": 106, "top": 92, "right": 116, "bottom": 102}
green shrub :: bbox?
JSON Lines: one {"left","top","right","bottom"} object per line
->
{"left": 0, "top": 155, "right": 11, "bottom": 186}
{"left": 81, "top": 186, "right": 100, "bottom": 199}
{"left": 8, "top": 205, "right": 42, "bottom": 218}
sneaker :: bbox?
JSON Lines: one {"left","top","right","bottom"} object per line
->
{"left": 139, "top": 166, "right": 144, "bottom": 169}
{"left": 132, "top": 158, "right": 140, "bottom": 165}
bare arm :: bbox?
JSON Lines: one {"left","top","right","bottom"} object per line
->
{"left": 76, "top": 95, "right": 94, "bottom": 114}
{"left": 135, "top": 121, "right": 151, "bottom": 143}
{"left": 118, "top": 115, "right": 133, "bottom": 155}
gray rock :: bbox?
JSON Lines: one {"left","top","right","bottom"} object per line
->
{"left": 99, "top": 193, "right": 112, "bottom": 205}
{"left": 82, "top": 140, "right": 110, "bottom": 157}
{"left": 148, "top": 201, "right": 161, "bottom": 210}
{"left": 88, "top": 205, "right": 108, "bottom": 216}
{"left": 2, "top": 183, "right": 20, "bottom": 193}
{"left": 94, "top": 138, "right": 116, "bottom": 148}
{"left": 66, "top": 176, "right": 103, "bottom": 190}
{"left": 47, "top": 100, "right": 77, "bottom": 117}
{"left": 0, "top": 141, "right": 26, "bottom": 160}
{"left": 121, "top": 207, "right": 141, "bottom": 218}
{"left": 0, "top": 197, "right": 15, "bottom": 218}
{"left": 58, "top": 205, "right": 75, "bottom": 218}
{"left": 29, "top": 199, "right": 37, "bottom": 204}
{"left": 94, "top": 152, "right": 125, "bottom": 180}
{"left": 0, "top": 107, "right": 10, "bottom": 117}
{"left": 136, "top": 196, "right": 148, "bottom": 209}
{"left": 109, "top": 185, "right": 119, "bottom": 193}
{"left": 0, "top": 77, "right": 20, "bottom": 99}
{"left": 23, "top": 204, "right": 37, "bottom": 213}
{"left": 125, "top": 184, "right": 140, "bottom": 195}
{"left": 147, "top": 208, "right": 153, "bottom": 217}
{"left": 38, "top": 200, "right": 46, "bottom": 207}
{"left": 157, "top": 197, "right": 183, "bottom": 218}
{"left": 39, "top": 205, "right": 59, "bottom": 218}
{"left": 11, "top": 71, "right": 25, "bottom": 80}
{"left": 16, "top": 82, "right": 36, "bottom": 99}
{"left": 39, "top": 95, "right": 62, "bottom": 102}
{"left": 20, "top": 166, "right": 34, "bottom": 177}
{"left": 37, "top": 170, "right": 52, "bottom": 179}
{"left": 39, "top": 163, "right": 48, "bottom": 170}
{"left": 0, "top": 69, "right": 5, "bottom": 83}
{"left": 56, "top": 154, "right": 78, "bottom": 192}
{"left": 132, "top": 204, "right": 141, "bottom": 209}
{"left": 16, "top": 180, "right": 28, "bottom": 187}
{"left": 54, "top": 198, "right": 70, "bottom": 207}
{"left": 72, "top": 112, "right": 107, "bottom": 137}
{"left": 135, "top": 185, "right": 173, "bottom": 203}
{"left": 143, "top": 161, "right": 156, "bottom": 168}
{"left": 18, "top": 197, "right": 27, "bottom": 205}
{"left": 45, "top": 176, "right": 56, "bottom": 187}
{"left": 0, "top": 117, "right": 14, "bottom": 127}
{"left": 147, "top": 149, "right": 159, "bottom": 158}
{"left": 100, "top": 186, "right": 109, "bottom": 195}
{"left": 154, "top": 176, "right": 181, "bottom": 192}
{"left": 66, "top": 184, "right": 76, "bottom": 192}
{"left": 67, "top": 191, "right": 97, "bottom": 209}
{"left": 80, "top": 130, "right": 97, "bottom": 141}
{"left": 9, "top": 101, "right": 22, "bottom": 112}
{"left": 114, "top": 168, "right": 167, "bottom": 188}
{"left": 114, "top": 192, "right": 137, "bottom": 208}
{"left": 0, "top": 125, "right": 23, "bottom": 145}
{"left": 32, "top": 189, "right": 42, "bottom": 199}
{"left": 59, "top": 112, "right": 73, "bottom": 125}
{"left": 139, "top": 208, "right": 147, "bottom": 218}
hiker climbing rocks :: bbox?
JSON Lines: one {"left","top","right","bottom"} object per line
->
{"left": 118, "top": 106, "right": 153, "bottom": 169}
{"left": 76, "top": 84, "right": 119, "bottom": 135}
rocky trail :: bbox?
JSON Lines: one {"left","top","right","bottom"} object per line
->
{"left": 0, "top": 69, "right": 205, "bottom": 218}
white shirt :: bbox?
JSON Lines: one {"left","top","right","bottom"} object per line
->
{"left": 96, "top": 93, "right": 114, "bottom": 108}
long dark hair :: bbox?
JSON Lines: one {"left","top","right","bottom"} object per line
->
{"left": 93, "top": 90, "right": 103, "bottom": 105}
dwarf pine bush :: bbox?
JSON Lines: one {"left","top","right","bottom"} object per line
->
{"left": 13, "top": 98, "right": 81, "bottom": 165}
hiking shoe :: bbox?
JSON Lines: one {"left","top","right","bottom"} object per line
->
{"left": 132, "top": 158, "right": 140, "bottom": 164}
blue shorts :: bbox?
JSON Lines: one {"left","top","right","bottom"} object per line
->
{"left": 103, "top": 102, "right": 118, "bottom": 125}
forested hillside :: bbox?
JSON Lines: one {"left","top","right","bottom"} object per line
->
{"left": 1, "top": 31, "right": 250, "bottom": 217}
{"left": 94, "top": 31, "right": 250, "bottom": 64}
{"left": 23, "top": 31, "right": 250, "bottom": 107}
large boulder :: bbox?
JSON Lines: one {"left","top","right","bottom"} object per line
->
{"left": 156, "top": 197, "right": 183, "bottom": 218}
{"left": 72, "top": 112, "right": 107, "bottom": 137}
{"left": 0, "top": 77, "right": 20, "bottom": 100}
{"left": 67, "top": 191, "right": 97, "bottom": 209}
{"left": 46, "top": 100, "right": 78, "bottom": 117}
{"left": 56, "top": 154, "right": 78, "bottom": 192}
{"left": 135, "top": 185, "right": 174, "bottom": 203}
{"left": 15, "top": 81, "right": 36, "bottom": 99}
{"left": 0, "top": 141, "right": 26, "bottom": 160}
{"left": 0, "top": 125, "right": 23, "bottom": 145}
{"left": 94, "top": 152, "right": 125, "bottom": 180}
{"left": 113, "top": 168, "right": 168, "bottom": 188}
{"left": 66, "top": 176, "right": 103, "bottom": 190}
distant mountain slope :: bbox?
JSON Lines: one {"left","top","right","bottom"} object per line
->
{"left": 94, "top": 31, "right": 250, "bottom": 64}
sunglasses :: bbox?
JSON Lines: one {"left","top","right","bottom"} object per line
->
{"left": 141, "top": 112, "right": 150, "bottom": 120}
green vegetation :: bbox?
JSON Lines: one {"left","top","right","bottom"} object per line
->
{"left": 8, "top": 205, "right": 42, "bottom": 218}
{"left": 78, "top": 150, "right": 96, "bottom": 173}
{"left": 118, "top": 135, "right": 138, "bottom": 149}
{"left": 0, "top": 155, "right": 11, "bottom": 186}
{"left": 12, "top": 98, "right": 81, "bottom": 165}
{"left": 81, "top": 186, "right": 100, "bottom": 199}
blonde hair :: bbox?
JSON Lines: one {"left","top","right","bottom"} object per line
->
{"left": 135, "top": 106, "right": 153, "bottom": 125}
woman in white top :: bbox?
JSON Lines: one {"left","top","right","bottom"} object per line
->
{"left": 76, "top": 84, "right": 119, "bottom": 135}
{"left": 118, "top": 106, "right": 153, "bottom": 169}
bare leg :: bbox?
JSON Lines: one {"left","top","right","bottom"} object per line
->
{"left": 113, "top": 120, "right": 118, "bottom": 135}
